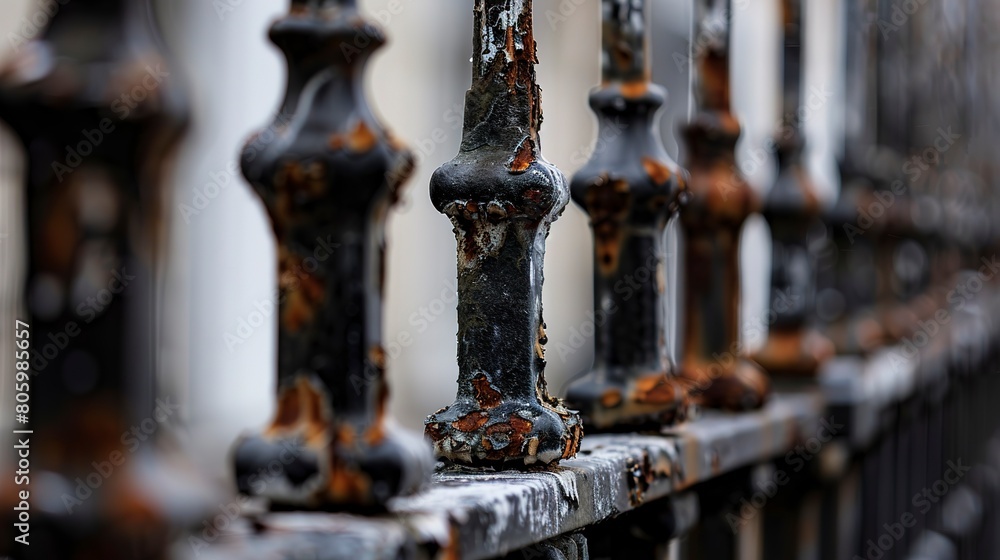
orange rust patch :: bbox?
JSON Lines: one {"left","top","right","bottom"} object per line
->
{"left": 364, "top": 420, "right": 385, "bottom": 447}
{"left": 508, "top": 415, "right": 532, "bottom": 433}
{"left": 564, "top": 422, "right": 583, "bottom": 459}
{"left": 452, "top": 411, "right": 490, "bottom": 432}
{"left": 634, "top": 374, "right": 682, "bottom": 405}
{"left": 481, "top": 416, "right": 535, "bottom": 458}
{"left": 600, "top": 388, "right": 623, "bottom": 408}
{"left": 281, "top": 291, "right": 311, "bottom": 332}
{"left": 535, "top": 323, "right": 548, "bottom": 359}
{"left": 585, "top": 177, "right": 631, "bottom": 274}
{"left": 465, "top": 200, "right": 479, "bottom": 217}
{"left": 442, "top": 524, "right": 462, "bottom": 560}
{"left": 509, "top": 139, "right": 535, "bottom": 173}
{"left": 424, "top": 421, "right": 444, "bottom": 442}
{"left": 642, "top": 156, "right": 672, "bottom": 185}
{"left": 472, "top": 374, "right": 503, "bottom": 409}
{"left": 333, "top": 424, "right": 356, "bottom": 447}
{"left": 620, "top": 81, "right": 649, "bottom": 99}
{"left": 368, "top": 345, "right": 387, "bottom": 370}
{"left": 349, "top": 120, "right": 378, "bottom": 152}
{"left": 278, "top": 250, "right": 325, "bottom": 332}
{"left": 504, "top": 25, "right": 517, "bottom": 77}
{"left": 266, "top": 377, "right": 329, "bottom": 445}
{"left": 328, "top": 463, "right": 372, "bottom": 504}
{"left": 328, "top": 121, "right": 379, "bottom": 153}
{"left": 269, "top": 387, "right": 301, "bottom": 430}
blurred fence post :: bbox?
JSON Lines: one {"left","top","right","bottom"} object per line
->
{"left": 750, "top": 0, "right": 833, "bottom": 380}
{"left": 821, "top": 0, "right": 883, "bottom": 358}
{"left": 0, "top": 0, "right": 189, "bottom": 557}
{"left": 563, "top": 0, "right": 691, "bottom": 432}
{"left": 232, "top": 0, "right": 432, "bottom": 511}
{"left": 676, "top": 0, "right": 770, "bottom": 412}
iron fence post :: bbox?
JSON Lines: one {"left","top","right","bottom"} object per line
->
{"left": 675, "top": 0, "right": 770, "bottom": 411}
{"left": 563, "top": 0, "right": 692, "bottom": 432}
{"left": 423, "top": 0, "right": 583, "bottom": 467}
{"left": 232, "top": 0, "right": 433, "bottom": 510}
{"left": 0, "top": 0, "right": 189, "bottom": 557}
{"left": 750, "top": 0, "right": 833, "bottom": 379}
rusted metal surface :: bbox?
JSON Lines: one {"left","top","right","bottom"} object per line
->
{"left": 425, "top": 0, "right": 582, "bottom": 467}
{"left": 676, "top": 0, "right": 770, "bottom": 411}
{"left": 234, "top": 0, "right": 432, "bottom": 510}
{"left": 564, "top": 0, "right": 692, "bottom": 431}
{"left": 750, "top": 0, "right": 834, "bottom": 378}
{"left": 194, "top": 393, "right": 822, "bottom": 560}
{"left": 0, "top": 1, "right": 191, "bottom": 558}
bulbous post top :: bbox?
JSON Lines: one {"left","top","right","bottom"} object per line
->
{"left": 425, "top": 0, "right": 582, "bottom": 467}
{"left": 233, "top": 1, "right": 432, "bottom": 510}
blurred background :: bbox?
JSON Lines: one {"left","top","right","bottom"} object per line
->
{"left": 0, "top": 0, "right": 844, "bottom": 486}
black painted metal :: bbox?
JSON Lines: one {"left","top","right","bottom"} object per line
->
{"left": 233, "top": 0, "right": 432, "bottom": 510}
{"left": 564, "top": 0, "right": 691, "bottom": 432}
{"left": 424, "top": 0, "right": 583, "bottom": 467}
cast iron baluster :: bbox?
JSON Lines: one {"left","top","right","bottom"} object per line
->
{"left": 0, "top": 0, "right": 188, "bottom": 557}
{"left": 675, "top": 0, "right": 769, "bottom": 410}
{"left": 821, "top": 0, "right": 886, "bottom": 356}
{"left": 750, "top": 0, "right": 833, "bottom": 377}
{"left": 424, "top": 0, "right": 583, "bottom": 466}
{"left": 233, "top": 0, "right": 432, "bottom": 510}
{"left": 563, "top": 0, "right": 691, "bottom": 431}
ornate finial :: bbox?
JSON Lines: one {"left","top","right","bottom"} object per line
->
{"left": 563, "top": 0, "right": 692, "bottom": 430}
{"left": 233, "top": 0, "right": 432, "bottom": 510}
{"left": 424, "top": 0, "right": 582, "bottom": 467}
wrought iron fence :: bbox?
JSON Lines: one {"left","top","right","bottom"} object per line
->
{"left": 1, "top": 0, "right": 999, "bottom": 559}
